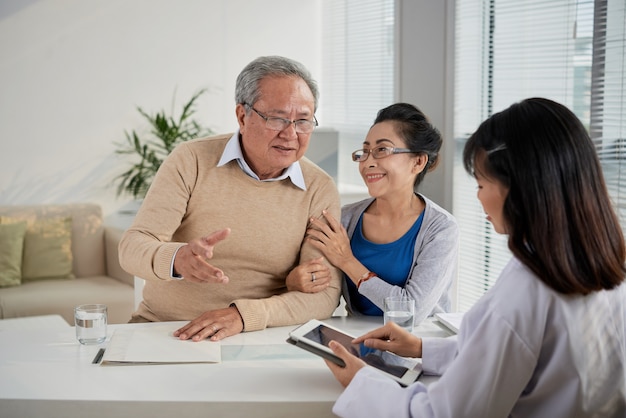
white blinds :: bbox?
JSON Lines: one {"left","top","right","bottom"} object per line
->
{"left": 321, "top": 0, "right": 395, "bottom": 187}
{"left": 452, "top": 0, "right": 625, "bottom": 312}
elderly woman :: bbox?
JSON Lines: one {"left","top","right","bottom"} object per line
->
{"left": 288, "top": 103, "right": 458, "bottom": 326}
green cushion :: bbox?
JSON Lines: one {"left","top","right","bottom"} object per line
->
{"left": 22, "top": 217, "right": 74, "bottom": 281}
{"left": 1, "top": 216, "right": 75, "bottom": 281}
{"left": 0, "top": 221, "right": 27, "bottom": 287}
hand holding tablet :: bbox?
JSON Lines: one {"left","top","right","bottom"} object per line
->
{"left": 287, "top": 319, "right": 422, "bottom": 386}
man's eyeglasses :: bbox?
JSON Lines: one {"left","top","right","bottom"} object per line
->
{"left": 351, "top": 146, "right": 415, "bottom": 162}
{"left": 245, "top": 103, "right": 318, "bottom": 134}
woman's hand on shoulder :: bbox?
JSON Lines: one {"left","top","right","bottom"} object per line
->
{"left": 306, "top": 210, "right": 354, "bottom": 270}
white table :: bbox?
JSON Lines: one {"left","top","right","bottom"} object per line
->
{"left": 0, "top": 315, "right": 451, "bottom": 418}
{"left": 0, "top": 314, "right": 70, "bottom": 331}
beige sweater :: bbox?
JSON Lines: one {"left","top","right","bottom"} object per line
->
{"left": 119, "top": 134, "right": 342, "bottom": 331}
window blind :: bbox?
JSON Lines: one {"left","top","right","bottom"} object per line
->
{"left": 321, "top": 0, "right": 395, "bottom": 187}
{"left": 453, "top": 0, "right": 626, "bottom": 312}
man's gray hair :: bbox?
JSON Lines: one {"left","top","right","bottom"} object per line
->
{"left": 235, "top": 56, "right": 319, "bottom": 111}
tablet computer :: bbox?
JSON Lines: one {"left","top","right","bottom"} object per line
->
{"left": 287, "top": 319, "right": 422, "bottom": 386}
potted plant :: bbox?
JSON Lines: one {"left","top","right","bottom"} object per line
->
{"left": 114, "top": 88, "right": 214, "bottom": 199}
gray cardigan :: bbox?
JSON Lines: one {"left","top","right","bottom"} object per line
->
{"left": 341, "top": 194, "right": 459, "bottom": 325}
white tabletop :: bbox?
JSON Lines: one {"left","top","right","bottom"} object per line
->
{"left": 0, "top": 314, "right": 70, "bottom": 331}
{"left": 0, "top": 315, "right": 452, "bottom": 418}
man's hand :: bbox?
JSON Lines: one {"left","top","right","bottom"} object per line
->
{"left": 173, "top": 228, "right": 231, "bottom": 283}
{"left": 173, "top": 306, "right": 244, "bottom": 342}
{"left": 286, "top": 257, "right": 331, "bottom": 293}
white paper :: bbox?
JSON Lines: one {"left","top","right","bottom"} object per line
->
{"left": 434, "top": 312, "right": 465, "bottom": 334}
{"left": 101, "top": 324, "right": 221, "bottom": 365}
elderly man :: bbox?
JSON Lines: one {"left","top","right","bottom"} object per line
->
{"left": 119, "top": 56, "right": 341, "bottom": 341}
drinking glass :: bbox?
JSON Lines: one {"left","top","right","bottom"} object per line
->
{"left": 74, "top": 304, "right": 107, "bottom": 344}
{"left": 383, "top": 296, "right": 415, "bottom": 332}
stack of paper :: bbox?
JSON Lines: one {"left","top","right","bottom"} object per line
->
{"left": 434, "top": 312, "right": 465, "bottom": 334}
{"left": 101, "top": 323, "right": 221, "bottom": 365}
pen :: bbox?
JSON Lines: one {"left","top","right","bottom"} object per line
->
{"left": 92, "top": 348, "right": 105, "bottom": 364}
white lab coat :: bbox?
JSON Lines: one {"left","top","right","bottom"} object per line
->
{"left": 333, "top": 257, "right": 626, "bottom": 418}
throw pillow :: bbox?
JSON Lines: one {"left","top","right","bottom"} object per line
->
{"left": 1, "top": 216, "right": 74, "bottom": 281}
{"left": 0, "top": 221, "right": 27, "bottom": 287}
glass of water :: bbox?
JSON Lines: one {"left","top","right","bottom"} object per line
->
{"left": 74, "top": 304, "right": 107, "bottom": 345}
{"left": 383, "top": 296, "right": 415, "bottom": 332}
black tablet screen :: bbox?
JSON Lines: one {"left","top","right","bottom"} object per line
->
{"left": 302, "top": 324, "right": 412, "bottom": 378}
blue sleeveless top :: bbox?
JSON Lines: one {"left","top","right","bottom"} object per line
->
{"left": 347, "top": 211, "right": 424, "bottom": 315}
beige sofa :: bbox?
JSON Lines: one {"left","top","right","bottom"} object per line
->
{"left": 0, "top": 203, "right": 134, "bottom": 324}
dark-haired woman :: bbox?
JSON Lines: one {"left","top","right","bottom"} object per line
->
{"left": 324, "top": 98, "right": 626, "bottom": 417}
{"left": 288, "top": 103, "right": 459, "bottom": 326}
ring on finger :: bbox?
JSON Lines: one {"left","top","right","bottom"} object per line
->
{"left": 311, "top": 272, "right": 316, "bottom": 282}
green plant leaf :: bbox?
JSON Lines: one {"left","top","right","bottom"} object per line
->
{"left": 113, "top": 88, "right": 215, "bottom": 199}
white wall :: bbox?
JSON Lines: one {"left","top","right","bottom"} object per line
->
{"left": 397, "top": 0, "right": 455, "bottom": 211}
{"left": 0, "top": 0, "right": 453, "bottom": 220}
{"left": 0, "top": 0, "right": 321, "bottom": 218}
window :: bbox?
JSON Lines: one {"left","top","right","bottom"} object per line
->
{"left": 321, "top": 0, "right": 395, "bottom": 188}
{"left": 453, "top": 0, "right": 626, "bottom": 311}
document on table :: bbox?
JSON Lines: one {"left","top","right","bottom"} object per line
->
{"left": 434, "top": 312, "right": 465, "bottom": 334}
{"left": 101, "top": 323, "right": 221, "bottom": 365}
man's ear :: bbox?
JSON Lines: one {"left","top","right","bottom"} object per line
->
{"left": 236, "top": 103, "right": 247, "bottom": 131}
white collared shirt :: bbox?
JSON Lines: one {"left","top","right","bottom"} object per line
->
{"left": 217, "top": 131, "right": 306, "bottom": 191}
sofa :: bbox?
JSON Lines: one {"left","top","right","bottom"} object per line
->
{"left": 0, "top": 203, "right": 134, "bottom": 324}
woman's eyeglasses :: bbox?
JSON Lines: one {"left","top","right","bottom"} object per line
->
{"left": 351, "top": 146, "right": 415, "bottom": 162}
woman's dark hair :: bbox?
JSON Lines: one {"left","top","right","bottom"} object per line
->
{"left": 463, "top": 97, "right": 625, "bottom": 294}
{"left": 374, "top": 103, "right": 443, "bottom": 189}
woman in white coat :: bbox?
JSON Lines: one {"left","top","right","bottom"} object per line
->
{"left": 324, "top": 97, "right": 626, "bottom": 417}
